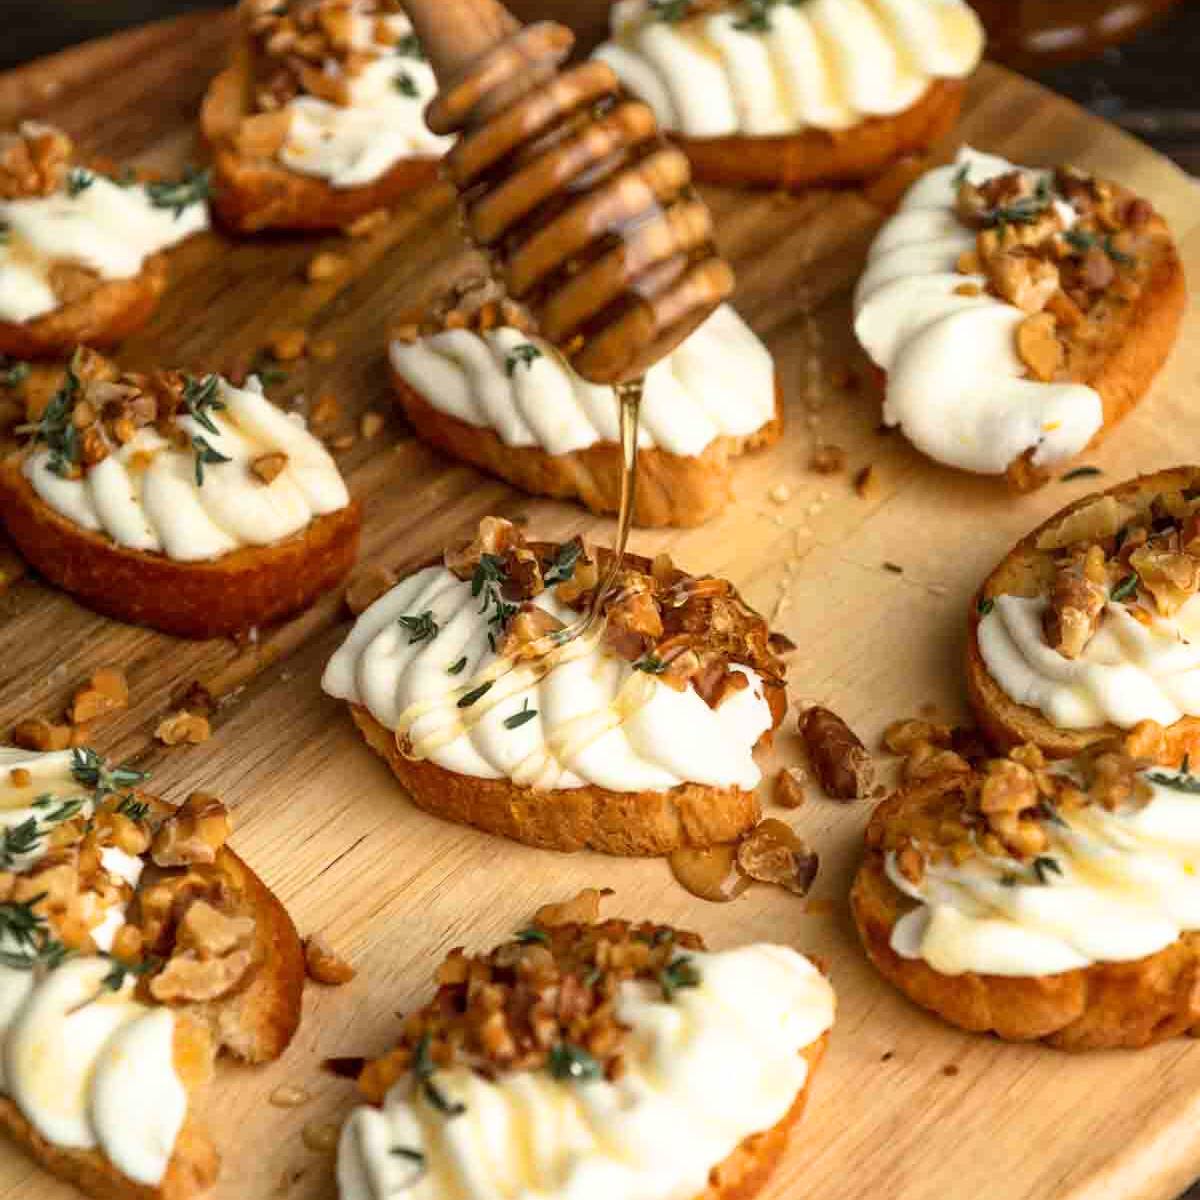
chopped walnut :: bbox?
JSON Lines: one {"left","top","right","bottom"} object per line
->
{"left": 883, "top": 718, "right": 954, "bottom": 755}
{"left": 177, "top": 899, "right": 255, "bottom": 958}
{"left": 12, "top": 717, "right": 72, "bottom": 752}
{"left": 151, "top": 946, "right": 256, "bottom": 1003}
{"left": 774, "top": 767, "right": 808, "bottom": 809}
{"left": 498, "top": 605, "right": 564, "bottom": 658}
{"left": 71, "top": 667, "right": 129, "bottom": 726}
{"left": 802, "top": 707, "right": 874, "bottom": 800}
{"left": 360, "top": 411, "right": 385, "bottom": 439}
{"left": 904, "top": 742, "right": 972, "bottom": 783}
{"left": 309, "top": 393, "right": 341, "bottom": 427}
{"left": 1129, "top": 541, "right": 1200, "bottom": 616}
{"left": 268, "top": 329, "right": 308, "bottom": 362}
{"left": 0, "top": 122, "right": 72, "bottom": 200}
{"left": 854, "top": 464, "right": 879, "bottom": 500}
{"left": 987, "top": 253, "right": 1060, "bottom": 315}
{"left": 1015, "top": 312, "right": 1063, "bottom": 382}
{"left": 1043, "top": 568, "right": 1106, "bottom": 658}
{"left": 736, "top": 819, "right": 819, "bottom": 896}
{"left": 155, "top": 710, "right": 212, "bottom": 746}
{"left": 533, "top": 889, "right": 612, "bottom": 928}
{"left": 151, "top": 792, "right": 232, "bottom": 868}
{"left": 305, "top": 935, "right": 356, "bottom": 985}
{"left": 251, "top": 452, "right": 289, "bottom": 484}
{"left": 345, "top": 209, "right": 390, "bottom": 238}
{"left": 307, "top": 252, "right": 347, "bottom": 282}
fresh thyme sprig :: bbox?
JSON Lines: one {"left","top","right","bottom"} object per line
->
{"left": 1063, "top": 228, "right": 1135, "bottom": 266}
{"left": 1110, "top": 573, "right": 1140, "bottom": 603}
{"left": 542, "top": 540, "right": 581, "bottom": 587}
{"left": 472, "top": 554, "right": 519, "bottom": 650}
{"left": 1032, "top": 855, "right": 1063, "bottom": 885}
{"left": 181, "top": 374, "right": 225, "bottom": 436}
{"left": 70, "top": 747, "right": 148, "bottom": 803}
{"left": 398, "top": 610, "right": 439, "bottom": 645}
{"left": 0, "top": 897, "right": 69, "bottom": 971}
{"left": 192, "top": 435, "right": 232, "bottom": 485}
{"left": 983, "top": 177, "right": 1053, "bottom": 231}
{"left": 147, "top": 166, "right": 211, "bottom": 218}
{"left": 633, "top": 654, "right": 667, "bottom": 675}
{"left": 393, "top": 71, "right": 419, "bottom": 98}
{"left": 27, "top": 355, "right": 82, "bottom": 478}
{"left": 504, "top": 344, "right": 542, "bottom": 378}
{"left": 412, "top": 1033, "right": 466, "bottom": 1118}
{"left": 1145, "top": 769, "right": 1200, "bottom": 795}
{"left": 503, "top": 699, "right": 537, "bottom": 730}
{"left": 66, "top": 167, "right": 95, "bottom": 198}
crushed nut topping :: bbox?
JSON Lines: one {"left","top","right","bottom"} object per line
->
{"left": 70, "top": 667, "right": 129, "bottom": 726}
{"left": 356, "top": 915, "right": 706, "bottom": 1105}
{"left": 0, "top": 122, "right": 72, "bottom": 200}
{"left": 151, "top": 792, "right": 232, "bottom": 868}
{"left": 735, "top": 819, "right": 819, "bottom": 895}
{"left": 393, "top": 278, "right": 536, "bottom": 346}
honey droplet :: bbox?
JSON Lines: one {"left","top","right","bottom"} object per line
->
{"left": 669, "top": 843, "right": 751, "bottom": 904}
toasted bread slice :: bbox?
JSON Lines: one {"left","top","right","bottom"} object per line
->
{"left": 0, "top": 454, "right": 362, "bottom": 639}
{"left": 852, "top": 768, "right": 1200, "bottom": 1049}
{"left": 325, "top": 519, "right": 787, "bottom": 855}
{"left": 0, "top": 779, "right": 303, "bottom": 1199}
{"left": 343, "top": 911, "right": 833, "bottom": 1199}
{"left": 967, "top": 466, "right": 1200, "bottom": 760}
{"left": 0, "top": 253, "right": 170, "bottom": 361}
{"left": 390, "top": 370, "right": 783, "bottom": 528}
{"left": 200, "top": 57, "right": 440, "bottom": 235}
{"left": 675, "top": 79, "right": 966, "bottom": 192}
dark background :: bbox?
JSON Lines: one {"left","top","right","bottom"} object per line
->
{"left": 3, "top": 1, "right": 1200, "bottom": 174}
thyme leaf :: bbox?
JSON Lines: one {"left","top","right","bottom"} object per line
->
{"left": 1145, "top": 770, "right": 1200, "bottom": 795}
{"left": 648, "top": 0, "right": 693, "bottom": 20}
{"left": 503, "top": 699, "right": 537, "bottom": 730}
{"left": 1032, "top": 855, "right": 1063, "bottom": 885}
{"left": 457, "top": 681, "right": 493, "bottom": 709}
{"left": 116, "top": 795, "right": 151, "bottom": 822}
{"left": 542, "top": 539, "right": 582, "bottom": 587}
{"left": 29, "top": 355, "right": 82, "bottom": 478}
{"left": 0, "top": 357, "right": 30, "bottom": 389}
{"left": 398, "top": 610, "right": 439, "bottom": 645}
{"left": 101, "top": 955, "right": 156, "bottom": 992}
{"left": 396, "top": 33, "right": 426, "bottom": 59}
{"left": 192, "top": 435, "right": 231, "bottom": 486}
{"left": 633, "top": 654, "right": 667, "bottom": 675}
{"left": 393, "top": 70, "right": 419, "bottom": 98}
{"left": 0, "top": 897, "right": 69, "bottom": 971}
{"left": 66, "top": 167, "right": 95, "bottom": 198}
{"left": 71, "top": 747, "right": 148, "bottom": 802}
{"left": 658, "top": 955, "right": 701, "bottom": 1000}
{"left": 504, "top": 343, "right": 542, "bottom": 377}
{"left": 977, "top": 596, "right": 995, "bottom": 617}
{"left": 548, "top": 1042, "right": 602, "bottom": 1082}
{"left": 471, "top": 555, "right": 519, "bottom": 648}
{"left": 446, "top": 656, "right": 468, "bottom": 676}
{"left": 181, "top": 374, "right": 225, "bottom": 436}
{"left": 1061, "top": 466, "right": 1102, "bottom": 481}
{"left": 147, "top": 166, "right": 211, "bottom": 218}
{"left": 388, "top": 1147, "right": 427, "bottom": 1187}
{"left": 412, "top": 1033, "right": 466, "bottom": 1118}
{"left": 513, "top": 927, "right": 548, "bottom": 945}
{"left": 1110, "top": 573, "right": 1139, "bottom": 603}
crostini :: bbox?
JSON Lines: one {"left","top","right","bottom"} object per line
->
{"left": 0, "top": 744, "right": 304, "bottom": 1199}
{"left": 968, "top": 467, "right": 1200, "bottom": 762}
{"left": 853, "top": 739, "right": 1200, "bottom": 1049}
{"left": 337, "top": 905, "right": 834, "bottom": 1199}
{"left": 594, "top": 0, "right": 984, "bottom": 191}
{"left": 0, "top": 123, "right": 209, "bottom": 359}
{"left": 388, "top": 282, "right": 782, "bottom": 527}
{"left": 0, "top": 348, "right": 361, "bottom": 638}
{"left": 201, "top": 0, "right": 450, "bottom": 234}
{"left": 322, "top": 517, "right": 788, "bottom": 855}
{"left": 854, "top": 147, "right": 1185, "bottom": 487}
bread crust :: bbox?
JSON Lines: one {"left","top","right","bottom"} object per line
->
{"left": 390, "top": 367, "right": 784, "bottom": 528}
{"left": 673, "top": 80, "right": 966, "bottom": 191}
{"left": 0, "top": 453, "right": 362, "bottom": 638}
{"left": 0, "top": 795, "right": 304, "bottom": 1200}
{"left": 966, "top": 466, "right": 1200, "bottom": 760}
{"left": 201, "top": 62, "right": 441, "bottom": 234}
{"left": 350, "top": 702, "right": 766, "bottom": 856}
{"left": 0, "top": 254, "right": 170, "bottom": 361}
{"left": 851, "top": 777, "right": 1200, "bottom": 1049}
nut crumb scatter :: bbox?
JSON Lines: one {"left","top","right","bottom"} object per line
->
{"left": 775, "top": 766, "right": 808, "bottom": 809}
{"left": 305, "top": 934, "right": 357, "bottom": 986}
{"left": 155, "top": 710, "right": 212, "bottom": 746}
{"left": 71, "top": 667, "right": 129, "bottom": 725}
{"left": 307, "top": 252, "right": 347, "bottom": 282}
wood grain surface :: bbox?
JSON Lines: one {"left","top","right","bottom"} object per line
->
{"left": 0, "top": 11, "right": 1199, "bottom": 1200}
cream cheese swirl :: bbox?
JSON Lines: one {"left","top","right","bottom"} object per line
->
{"left": 278, "top": 13, "right": 452, "bottom": 187}
{"left": 978, "top": 591, "right": 1200, "bottom": 730}
{"left": 321, "top": 565, "right": 774, "bottom": 792}
{"left": 0, "top": 174, "right": 208, "bottom": 324}
{"left": 389, "top": 304, "right": 776, "bottom": 459}
{"left": 337, "top": 945, "right": 835, "bottom": 1200}
{"left": 0, "top": 749, "right": 185, "bottom": 1187}
{"left": 25, "top": 376, "right": 351, "bottom": 564}
{"left": 889, "top": 766, "right": 1200, "bottom": 976}
{"left": 854, "top": 147, "right": 1104, "bottom": 475}
{"left": 594, "top": 0, "right": 984, "bottom": 139}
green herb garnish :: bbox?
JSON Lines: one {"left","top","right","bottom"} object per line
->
{"left": 393, "top": 71, "right": 419, "bottom": 98}
{"left": 71, "top": 747, "right": 148, "bottom": 801}
{"left": 634, "top": 654, "right": 667, "bottom": 675}
{"left": 116, "top": 795, "right": 151, "bottom": 822}
{"left": 398, "top": 610, "right": 439, "bottom": 645}
{"left": 503, "top": 699, "right": 537, "bottom": 730}
{"left": 1061, "top": 466, "right": 1102, "bottom": 481}
{"left": 396, "top": 33, "right": 426, "bottom": 59}
{"left": 985, "top": 176, "right": 1052, "bottom": 231}
{"left": 472, "top": 554, "right": 519, "bottom": 649}
{"left": 514, "top": 927, "right": 548, "bottom": 945}
{"left": 28, "top": 354, "right": 82, "bottom": 478}
{"left": 0, "top": 358, "right": 30, "bottom": 389}
{"left": 66, "top": 167, "right": 95, "bottom": 198}
{"left": 1145, "top": 770, "right": 1200, "bottom": 795}
{"left": 181, "top": 374, "right": 225, "bottom": 436}
{"left": 1110, "top": 573, "right": 1139, "bottom": 603}
{"left": 388, "top": 1147, "right": 427, "bottom": 1187}
{"left": 192, "top": 435, "right": 231, "bottom": 485}
{"left": 457, "top": 681, "right": 494, "bottom": 709}
{"left": 1032, "top": 855, "right": 1063, "bottom": 885}
{"left": 658, "top": 955, "right": 701, "bottom": 1001}
{"left": 504, "top": 344, "right": 543, "bottom": 377}
{"left": 548, "top": 1042, "right": 603, "bottom": 1083}
{"left": 147, "top": 165, "right": 211, "bottom": 218}
{"left": 101, "top": 956, "right": 156, "bottom": 992}
{"left": 977, "top": 596, "right": 995, "bottom": 617}
{"left": 649, "top": 0, "right": 693, "bottom": 20}
{"left": 412, "top": 1033, "right": 466, "bottom": 1118}
{"left": 542, "top": 540, "right": 582, "bottom": 587}
{"left": 446, "top": 657, "right": 468, "bottom": 676}
{"left": 0, "top": 897, "right": 68, "bottom": 971}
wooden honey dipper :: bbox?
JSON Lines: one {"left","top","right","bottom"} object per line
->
{"left": 399, "top": 0, "right": 735, "bottom": 385}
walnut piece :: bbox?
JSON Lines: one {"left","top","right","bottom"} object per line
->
{"left": 151, "top": 792, "right": 232, "bottom": 868}
{"left": 151, "top": 946, "right": 256, "bottom": 1003}
{"left": 0, "top": 122, "right": 72, "bottom": 200}
{"left": 736, "top": 819, "right": 819, "bottom": 896}
{"left": 1129, "top": 542, "right": 1200, "bottom": 617}
{"left": 774, "top": 767, "right": 808, "bottom": 809}
{"left": 177, "top": 899, "right": 255, "bottom": 957}
{"left": 12, "top": 717, "right": 72, "bottom": 752}
{"left": 251, "top": 452, "right": 289, "bottom": 485}
{"left": 1015, "top": 312, "right": 1063, "bottom": 382}
{"left": 155, "top": 710, "right": 212, "bottom": 746}
{"left": 1043, "top": 569, "right": 1106, "bottom": 658}
{"left": 533, "top": 888, "right": 612, "bottom": 928}
{"left": 71, "top": 667, "right": 129, "bottom": 726}
{"left": 801, "top": 706, "right": 874, "bottom": 800}
{"left": 305, "top": 934, "right": 357, "bottom": 985}
{"left": 987, "top": 253, "right": 1060, "bottom": 314}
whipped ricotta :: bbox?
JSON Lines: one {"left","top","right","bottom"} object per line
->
{"left": 594, "top": 0, "right": 984, "bottom": 138}
{"left": 979, "top": 591, "right": 1200, "bottom": 730}
{"left": 853, "top": 146, "right": 1104, "bottom": 475}
{"left": 25, "top": 376, "right": 351, "bottom": 563}
{"left": 0, "top": 174, "right": 208, "bottom": 324}
{"left": 337, "top": 944, "right": 835, "bottom": 1200}
{"left": 889, "top": 765, "right": 1200, "bottom": 976}
{"left": 388, "top": 303, "right": 776, "bottom": 458}
{"left": 321, "top": 564, "right": 774, "bottom": 792}
{"left": 278, "top": 13, "right": 451, "bottom": 186}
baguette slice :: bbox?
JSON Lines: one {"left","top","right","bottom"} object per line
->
{"left": 390, "top": 368, "right": 783, "bottom": 529}
{"left": 673, "top": 79, "right": 966, "bottom": 192}
{"left": 341, "top": 909, "right": 833, "bottom": 1200}
{"left": 0, "top": 785, "right": 304, "bottom": 1200}
{"left": 0, "top": 454, "right": 362, "bottom": 639}
{"left": 967, "top": 466, "right": 1200, "bottom": 760}
{"left": 200, "top": 53, "right": 440, "bottom": 235}
{"left": 852, "top": 765, "right": 1200, "bottom": 1049}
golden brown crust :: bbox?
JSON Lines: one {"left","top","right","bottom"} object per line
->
{"left": 350, "top": 703, "right": 763, "bottom": 856}
{"left": 851, "top": 776, "right": 1200, "bottom": 1049}
{"left": 673, "top": 79, "right": 966, "bottom": 191}
{"left": 0, "top": 254, "right": 170, "bottom": 361}
{"left": 389, "top": 366, "right": 783, "bottom": 528}
{"left": 966, "top": 466, "right": 1200, "bottom": 760}
{"left": 0, "top": 453, "right": 362, "bottom": 638}
{"left": 200, "top": 62, "right": 441, "bottom": 234}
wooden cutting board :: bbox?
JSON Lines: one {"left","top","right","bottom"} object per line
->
{"left": 1, "top": 9, "right": 1198, "bottom": 1200}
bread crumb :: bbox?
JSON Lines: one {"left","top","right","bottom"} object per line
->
{"left": 774, "top": 766, "right": 808, "bottom": 809}
{"left": 534, "top": 888, "right": 613, "bottom": 928}
{"left": 360, "top": 411, "right": 385, "bottom": 439}
{"left": 305, "top": 934, "right": 356, "bottom": 985}
{"left": 155, "top": 710, "right": 212, "bottom": 747}
{"left": 307, "top": 252, "right": 347, "bottom": 282}
{"left": 71, "top": 667, "right": 129, "bottom": 725}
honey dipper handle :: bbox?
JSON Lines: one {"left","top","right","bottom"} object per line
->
{"left": 399, "top": 0, "right": 521, "bottom": 87}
